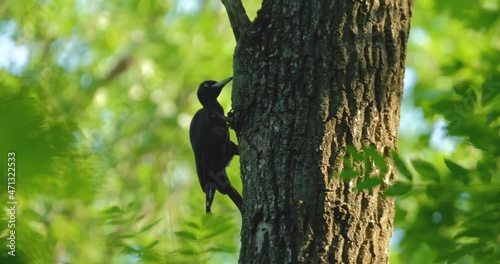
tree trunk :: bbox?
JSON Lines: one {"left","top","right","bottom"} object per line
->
{"left": 227, "top": 0, "right": 414, "bottom": 263}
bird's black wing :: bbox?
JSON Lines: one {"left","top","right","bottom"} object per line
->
{"left": 191, "top": 108, "right": 243, "bottom": 213}
{"left": 207, "top": 113, "right": 243, "bottom": 213}
{"left": 207, "top": 113, "right": 231, "bottom": 184}
{"left": 189, "top": 109, "right": 211, "bottom": 190}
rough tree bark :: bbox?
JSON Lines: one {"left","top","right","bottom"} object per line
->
{"left": 222, "top": 0, "right": 414, "bottom": 263}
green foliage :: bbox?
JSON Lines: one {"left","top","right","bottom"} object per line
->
{"left": 173, "top": 214, "right": 238, "bottom": 263}
{"left": 412, "top": 159, "right": 441, "bottom": 182}
{"left": 0, "top": 0, "right": 249, "bottom": 263}
{"left": 392, "top": 0, "right": 500, "bottom": 263}
{"left": 340, "top": 146, "right": 388, "bottom": 182}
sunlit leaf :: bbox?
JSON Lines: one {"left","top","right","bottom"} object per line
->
{"left": 356, "top": 177, "right": 384, "bottom": 190}
{"left": 366, "top": 147, "right": 388, "bottom": 173}
{"left": 384, "top": 182, "right": 412, "bottom": 196}
{"left": 340, "top": 169, "right": 359, "bottom": 180}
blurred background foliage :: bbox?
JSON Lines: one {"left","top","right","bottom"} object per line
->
{"left": 0, "top": 0, "right": 498, "bottom": 263}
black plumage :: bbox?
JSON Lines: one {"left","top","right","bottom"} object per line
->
{"left": 189, "top": 77, "right": 243, "bottom": 214}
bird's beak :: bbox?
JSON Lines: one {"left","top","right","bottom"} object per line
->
{"left": 212, "top": 77, "right": 233, "bottom": 88}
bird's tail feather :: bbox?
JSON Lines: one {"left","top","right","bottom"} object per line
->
{"left": 224, "top": 185, "right": 243, "bottom": 214}
{"left": 206, "top": 187, "right": 216, "bottom": 214}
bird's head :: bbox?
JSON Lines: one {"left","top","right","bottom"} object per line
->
{"left": 197, "top": 77, "right": 232, "bottom": 106}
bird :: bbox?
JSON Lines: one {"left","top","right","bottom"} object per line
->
{"left": 189, "top": 77, "right": 243, "bottom": 214}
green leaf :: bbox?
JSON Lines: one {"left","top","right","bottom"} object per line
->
{"left": 477, "top": 161, "right": 493, "bottom": 184}
{"left": 467, "top": 207, "right": 500, "bottom": 223}
{"left": 454, "top": 228, "right": 490, "bottom": 239}
{"left": 412, "top": 159, "right": 440, "bottom": 182}
{"left": 347, "top": 145, "right": 363, "bottom": 161}
{"left": 482, "top": 73, "right": 500, "bottom": 105}
{"left": 145, "top": 240, "right": 159, "bottom": 250}
{"left": 174, "top": 231, "right": 198, "bottom": 241}
{"left": 186, "top": 221, "right": 200, "bottom": 230}
{"left": 444, "top": 159, "right": 469, "bottom": 184}
{"left": 103, "top": 206, "right": 122, "bottom": 214}
{"left": 122, "top": 244, "right": 145, "bottom": 255}
{"left": 393, "top": 152, "right": 413, "bottom": 181}
{"left": 202, "top": 221, "right": 233, "bottom": 240}
{"left": 111, "top": 232, "right": 136, "bottom": 239}
{"left": 134, "top": 214, "right": 146, "bottom": 222}
{"left": 356, "top": 177, "right": 384, "bottom": 190}
{"left": 126, "top": 201, "right": 138, "bottom": 210}
{"left": 106, "top": 218, "right": 128, "bottom": 225}
{"left": 340, "top": 168, "right": 358, "bottom": 180}
{"left": 206, "top": 246, "right": 236, "bottom": 253}
{"left": 434, "top": 243, "right": 481, "bottom": 263}
{"left": 426, "top": 184, "right": 444, "bottom": 200}
{"left": 384, "top": 182, "right": 412, "bottom": 196}
{"left": 366, "top": 147, "right": 388, "bottom": 173}
{"left": 140, "top": 218, "right": 162, "bottom": 233}
{"left": 178, "top": 249, "right": 197, "bottom": 256}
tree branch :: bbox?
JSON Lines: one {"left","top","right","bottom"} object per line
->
{"left": 220, "top": 0, "right": 251, "bottom": 41}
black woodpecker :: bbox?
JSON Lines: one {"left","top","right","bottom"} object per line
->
{"left": 189, "top": 77, "right": 243, "bottom": 214}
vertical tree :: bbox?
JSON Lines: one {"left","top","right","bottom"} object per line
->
{"left": 222, "top": 0, "right": 414, "bottom": 263}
